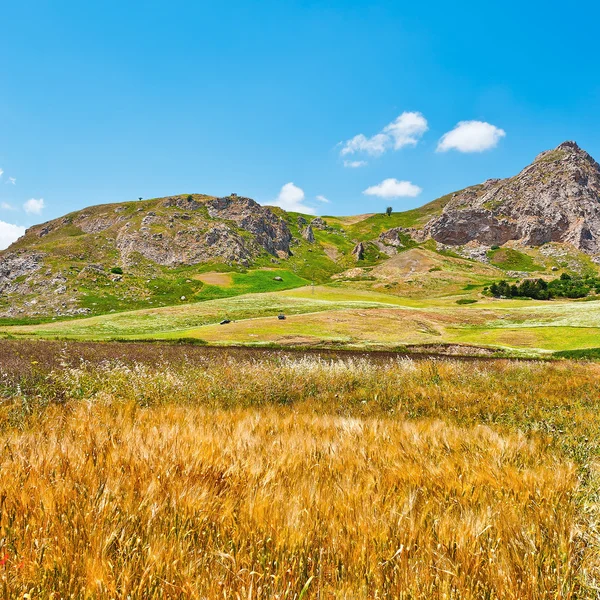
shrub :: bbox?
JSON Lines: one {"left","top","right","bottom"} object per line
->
{"left": 110, "top": 267, "right": 123, "bottom": 275}
{"left": 489, "top": 275, "right": 596, "bottom": 300}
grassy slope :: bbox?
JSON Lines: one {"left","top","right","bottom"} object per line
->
{"left": 324, "top": 190, "right": 458, "bottom": 239}
{"left": 487, "top": 248, "right": 544, "bottom": 272}
{"left": 4, "top": 283, "right": 600, "bottom": 354}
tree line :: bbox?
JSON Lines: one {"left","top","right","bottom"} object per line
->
{"left": 486, "top": 273, "right": 600, "bottom": 300}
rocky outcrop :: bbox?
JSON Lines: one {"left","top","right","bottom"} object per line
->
{"left": 206, "top": 195, "right": 292, "bottom": 257}
{"left": 75, "top": 213, "right": 117, "bottom": 234}
{"left": 0, "top": 252, "right": 43, "bottom": 293}
{"left": 116, "top": 221, "right": 256, "bottom": 267}
{"left": 302, "top": 225, "right": 315, "bottom": 243}
{"left": 379, "top": 228, "right": 404, "bottom": 248}
{"left": 310, "top": 217, "right": 331, "bottom": 231}
{"left": 422, "top": 142, "right": 600, "bottom": 253}
{"left": 352, "top": 242, "right": 365, "bottom": 261}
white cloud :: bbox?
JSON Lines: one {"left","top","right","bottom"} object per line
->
{"left": 0, "top": 220, "right": 25, "bottom": 250}
{"left": 383, "top": 112, "right": 429, "bottom": 149}
{"left": 316, "top": 195, "right": 330, "bottom": 203}
{"left": 7, "top": 177, "right": 16, "bottom": 185}
{"left": 23, "top": 197, "right": 45, "bottom": 215}
{"left": 0, "top": 168, "right": 3, "bottom": 178}
{"left": 341, "top": 111, "right": 428, "bottom": 157}
{"left": 340, "top": 133, "right": 388, "bottom": 157}
{"left": 1, "top": 202, "right": 15, "bottom": 210}
{"left": 437, "top": 121, "right": 506, "bottom": 153}
{"left": 363, "top": 178, "right": 422, "bottom": 199}
{"left": 271, "top": 183, "right": 316, "bottom": 215}
{"left": 343, "top": 160, "right": 367, "bottom": 168}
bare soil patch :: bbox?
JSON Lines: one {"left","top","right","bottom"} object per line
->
{"left": 194, "top": 272, "right": 233, "bottom": 286}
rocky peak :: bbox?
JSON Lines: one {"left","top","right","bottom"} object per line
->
{"left": 422, "top": 141, "right": 600, "bottom": 253}
{"left": 557, "top": 140, "right": 580, "bottom": 151}
{"left": 534, "top": 140, "right": 598, "bottom": 166}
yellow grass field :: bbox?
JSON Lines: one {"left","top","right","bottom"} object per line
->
{"left": 1, "top": 341, "right": 600, "bottom": 598}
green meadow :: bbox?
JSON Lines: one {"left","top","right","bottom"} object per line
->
{"left": 3, "top": 281, "right": 600, "bottom": 356}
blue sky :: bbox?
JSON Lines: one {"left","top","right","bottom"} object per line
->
{"left": 1, "top": 0, "right": 600, "bottom": 247}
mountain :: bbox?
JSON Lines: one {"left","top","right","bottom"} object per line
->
{"left": 422, "top": 141, "right": 600, "bottom": 252}
{"left": 2, "top": 141, "right": 600, "bottom": 320}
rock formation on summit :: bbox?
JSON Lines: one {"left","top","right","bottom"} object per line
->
{"left": 422, "top": 142, "right": 600, "bottom": 252}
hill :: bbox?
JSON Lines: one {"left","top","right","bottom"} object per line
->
{"left": 2, "top": 140, "right": 600, "bottom": 321}
{"left": 423, "top": 141, "right": 600, "bottom": 251}
{"left": 0, "top": 192, "right": 454, "bottom": 319}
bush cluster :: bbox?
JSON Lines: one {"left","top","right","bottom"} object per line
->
{"left": 487, "top": 273, "right": 600, "bottom": 300}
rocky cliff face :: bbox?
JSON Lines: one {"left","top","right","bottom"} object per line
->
{"left": 205, "top": 195, "right": 292, "bottom": 258}
{"left": 422, "top": 142, "right": 600, "bottom": 252}
{"left": 113, "top": 194, "right": 292, "bottom": 267}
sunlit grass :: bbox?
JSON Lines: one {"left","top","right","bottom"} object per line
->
{"left": 2, "top": 346, "right": 600, "bottom": 597}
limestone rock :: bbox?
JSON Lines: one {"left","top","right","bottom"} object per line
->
{"left": 206, "top": 195, "right": 292, "bottom": 257}
{"left": 302, "top": 225, "right": 315, "bottom": 243}
{"left": 352, "top": 242, "right": 365, "bottom": 261}
{"left": 0, "top": 252, "right": 43, "bottom": 293}
{"left": 422, "top": 141, "right": 600, "bottom": 253}
{"left": 310, "top": 217, "right": 330, "bottom": 231}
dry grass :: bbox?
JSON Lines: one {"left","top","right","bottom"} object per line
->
{"left": 193, "top": 272, "right": 234, "bottom": 286}
{"left": 1, "top": 342, "right": 600, "bottom": 598}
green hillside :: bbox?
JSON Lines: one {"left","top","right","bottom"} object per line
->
{"left": 1, "top": 190, "right": 598, "bottom": 330}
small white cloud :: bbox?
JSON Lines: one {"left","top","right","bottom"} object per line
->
{"left": 0, "top": 220, "right": 26, "bottom": 250}
{"left": 7, "top": 177, "right": 16, "bottom": 185}
{"left": 341, "top": 133, "right": 388, "bottom": 157}
{"left": 316, "top": 195, "right": 330, "bottom": 203}
{"left": 383, "top": 112, "right": 429, "bottom": 149}
{"left": 341, "top": 111, "right": 428, "bottom": 157}
{"left": 1, "top": 202, "right": 15, "bottom": 210}
{"left": 437, "top": 121, "right": 506, "bottom": 153}
{"left": 23, "top": 198, "right": 45, "bottom": 215}
{"left": 271, "top": 183, "right": 316, "bottom": 215}
{"left": 363, "top": 178, "right": 422, "bottom": 199}
{"left": 343, "top": 160, "right": 367, "bottom": 168}
{"left": 0, "top": 168, "right": 3, "bottom": 178}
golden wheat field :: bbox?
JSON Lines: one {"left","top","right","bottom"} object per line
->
{"left": 1, "top": 341, "right": 600, "bottom": 598}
